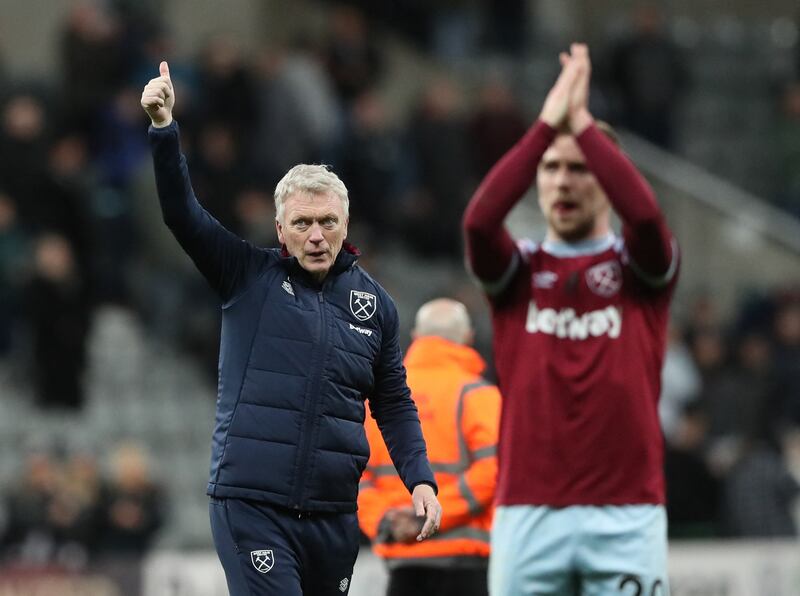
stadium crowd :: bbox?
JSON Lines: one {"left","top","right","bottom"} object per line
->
{"left": 0, "top": 0, "right": 799, "bottom": 569}
{"left": 0, "top": 441, "right": 163, "bottom": 568}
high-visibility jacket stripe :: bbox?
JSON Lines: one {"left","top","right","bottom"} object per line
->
{"left": 457, "top": 380, "right": 492, "bottom": 468}
{"left": 472, "top": 446, "right": 497, "bottom": 460}
{"left": 428, "top": 526, "right": 490, "bottom": 543}
{"left": 366, "top": 380, "right": 496, "bottom": 478}
{"left": 373, "top": 524, "right": 491, "bottom": 546}
{"left": 459, "top": 475, "right": 483, "bottom": 516}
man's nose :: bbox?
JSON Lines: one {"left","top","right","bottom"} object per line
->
{"left": 308, "top": 223, "right": 324, "bottom": 243}
{"left": 554, "top": 166, "right": 572, "bottom": 188}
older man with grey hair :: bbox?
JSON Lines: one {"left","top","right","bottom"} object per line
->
{"left": 141, "top": 61, "right": 440, "bottom": 596}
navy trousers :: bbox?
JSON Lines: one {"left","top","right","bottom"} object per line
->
{"left": 210, "top": 497, "right": 360, "bottom": 595}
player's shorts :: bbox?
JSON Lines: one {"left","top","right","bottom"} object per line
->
{"left": 489, "top": 504, "right": 669, "bottom": 596}
{"left": 210, "top": 497, "right": 360, "bottom": 596}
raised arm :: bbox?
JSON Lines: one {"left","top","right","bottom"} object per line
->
{"left": 141, "top": 62, "right": 265, "bottom": 302}
{"left": 568, "top": 46, "right": 677, "bottom": 285}
{"left": 463, "top": 55, "right": 581, "bottom": 294}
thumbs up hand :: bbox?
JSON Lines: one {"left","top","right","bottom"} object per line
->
{"left": 141, "top": 61, "right": 175, "bottom": 128}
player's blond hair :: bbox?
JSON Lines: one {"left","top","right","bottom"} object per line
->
{"left": 274, "top": 164, "right": 349, "bottom": 223}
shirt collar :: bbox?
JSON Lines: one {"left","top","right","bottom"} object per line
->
{"left": 541, "top": 233, "right": 616, "bottom": 257}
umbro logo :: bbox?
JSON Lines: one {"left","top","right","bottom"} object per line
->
{"left": 339, "top": 577, "right": 349, "bottom": 592}
{"left": 282, "top": 280, "right": 294, "bottom": 296}
{"left": 533, "top": 271, "right": 558, "bottom": 289}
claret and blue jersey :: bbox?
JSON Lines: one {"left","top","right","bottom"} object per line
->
{"left": 489, "top": 233, "right": 678, "bottom": 507}
{"left": 463, "top": 119, "right": 680, "bottom": 508}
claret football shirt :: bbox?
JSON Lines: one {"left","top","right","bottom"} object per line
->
{"left": 463, "top": 119, "right": 679, "bottom": 507}
{"left": 488, "top": 234, "right": 677, "bottom": 506}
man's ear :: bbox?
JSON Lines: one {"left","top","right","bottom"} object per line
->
{"left": 275, "top": 219, "right": 285, "bottom": 245}
{"left": 343, "top": 216, "right": 349, "bottom": 239}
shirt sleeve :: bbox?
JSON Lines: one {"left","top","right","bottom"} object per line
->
{"left": 148, "top": 121, "right": 267, "bottom": 303}
{"left": 576, "top": 124, "right": 679, "bottom": 287}
{"left": 462, "top": 120, "right": 556, "bottom": 295}
{"left": 368, "top": 295, "right": 437, "bottom": 495}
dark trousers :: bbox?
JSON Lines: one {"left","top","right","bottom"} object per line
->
{"left": 210, "top": 497, "right": 360, "bottom": 595}
{"left": 387, "top": 565, "right": 489, "bottom": 596}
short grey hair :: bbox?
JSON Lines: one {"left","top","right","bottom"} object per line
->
{"left": 414, "top": 299, "right": 473, "bottom": 345}
{"left": 274, "top": 164, "right": 349, "bottom": 223}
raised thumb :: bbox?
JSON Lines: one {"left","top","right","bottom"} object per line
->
{"left": 160, "top": 60, "right": 170, "bottom": 80}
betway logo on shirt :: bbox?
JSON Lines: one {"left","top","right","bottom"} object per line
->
{"left": 526, "top": 301, "right": 622, "bottom": 339}
{"left": 349, "top": 323, "right": 373, "bottom": 337}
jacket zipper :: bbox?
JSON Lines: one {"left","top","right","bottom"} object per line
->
{"left": 290, "top": 289, "right": 328, "bottom": 509}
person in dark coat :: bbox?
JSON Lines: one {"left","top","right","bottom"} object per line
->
{"left": 141, "top": 60, "right": 441, "bottom": 596}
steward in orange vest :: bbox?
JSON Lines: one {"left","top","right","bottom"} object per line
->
{"left": 358, "top": 299, "right": 501, "bottom": 596}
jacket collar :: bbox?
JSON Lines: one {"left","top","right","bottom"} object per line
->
{"left": 404, "top": 336, "right": 486, "bottom": 376}
{"left": 279, "top": 242, "right": 360, "bottom": 286}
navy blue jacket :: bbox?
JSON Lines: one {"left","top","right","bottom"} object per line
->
{"left": 149, "top": 122, "right": 436, "bottom": 512}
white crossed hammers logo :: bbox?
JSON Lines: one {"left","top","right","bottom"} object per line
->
{"left": 350, "top": 290, "right": 376, "bottom": 321}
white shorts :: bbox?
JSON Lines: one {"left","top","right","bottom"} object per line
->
{"left": 489, "top": 505, "right": 669, "bottom": 596}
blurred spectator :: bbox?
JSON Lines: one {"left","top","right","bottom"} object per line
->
{"left": 251, "top": 46, "right": 329, "bottom": 186}
{"left": 133, "top": 27, "right": 199, "bottom": 134}
{"left": 1, "top": 450, "right": 63, "bottom": 566}
{"left": 773, "top": 81, "right": 800, "bottom": 219}
{"left": 89, "top": 87, "right": 150, "bottom": 302}
{"left": 364, "top": 1, "right": 434, "bottom": 50}
{"left": 108, "top": 0, "right": 164, "bottom": 77}
{"left": 92, "top": 86, "right": 150, "bottom": 189}
{"left": 482, "top": 0, "right": 528, "bottom": 56}
{"left": 0, "top": 193, "right": 29, "bottom": 357}
{"left": 429, "top": 1, "right": 481, "bottom": 62}
{"left": 664, "top": 403, "right": 720, "bottom": 538}
{"left": 279, "top": 41, "right": 342, "bottom": 158}
{"left": 606, "top": 3, "right": 687, "bottom": 149}
{"left": 233, "top": 186, "right": 278, "bottom": 247}
{"left": 193, "top": 35, "right": 258, "bottom": 150}
{"left": 323, "top": 4, "right": 384, "bottom": 104}
{"left": 332, "top": 90, "right": 409, "bottom": 244}
{"left": 402, "top": 78, "right": 472, "bottom": 259}
{"left": 721, "top": 431, "right": 800, "bottom": 538}
{"left": 42, "top": 450, "right": 105, "bottom": 567}
{"left": 36, "top": 133, "right": 95, "bottom": 276}
{"left": 468, "top": 77, "right": 527, "bottom": 178}
{"left": 688, "top": 327, "right": 737, "bottom": 474}
{"left": 190, "top": 122, "right": 250, "bottom": 234}
{"left": 0, "top": 93, "right": 51, "bottom": 220}
{"left": 24, "top": 234, "right": 92, "bottom": 410}
{"left": 704, "top": 332, "right": 775, "bottom": 455}
{"left": 97, "top": 443, "right": 164, "bottom": 557}
{"left": 772, "top": 298, "right": 800, "bottom": 427}
{"left": 60, "top": 1, "right": 128, "bottom": 132}
{"left": 659, "top": 323, "right": 701, "bottom": 445}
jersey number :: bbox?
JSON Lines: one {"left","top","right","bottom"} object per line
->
{"left": 619, "top": 575, "right": 664, "bottom": 596}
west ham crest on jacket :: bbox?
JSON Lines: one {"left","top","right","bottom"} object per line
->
{"left": 251, "top": 549, "right": 274, "bottom": 573}
{"left": 350, "top": 290, "right": 376, "bottom": 321}
{"left": 585, "top": 260, "right": 623, "bottom": 297}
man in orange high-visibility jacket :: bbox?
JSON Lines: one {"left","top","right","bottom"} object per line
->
{"left": 358, "top": 298, "right": 501, "bottom": 596}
